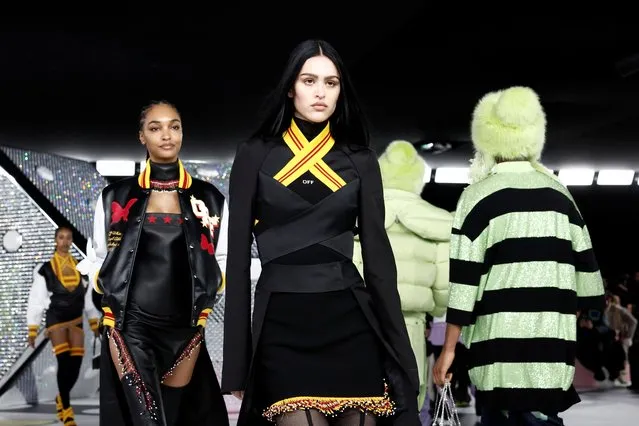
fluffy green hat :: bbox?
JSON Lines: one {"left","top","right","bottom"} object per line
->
{"left": 378, "top": 140, "right": 427, "bottom": 194}
{"left": 469, "top": 86, "right": 546, "bottom": 182}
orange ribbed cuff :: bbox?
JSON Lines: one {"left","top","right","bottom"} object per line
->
{"left": 196, "top": 308, "right": 213, "bottom": 327}
{"left": 88, "top": 318, "right": 99, "bottom": 332}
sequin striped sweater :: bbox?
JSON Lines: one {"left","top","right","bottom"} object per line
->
{"left": 446, "top": 161, "right": 605, "bottom": 413}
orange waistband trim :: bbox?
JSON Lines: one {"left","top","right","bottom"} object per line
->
{"left": 46, "top": 316, "right": 83, "bottom": 333}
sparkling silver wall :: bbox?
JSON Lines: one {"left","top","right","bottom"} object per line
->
{"left": 1, "top": 146, "right": 108, "bottom": 240}
{"left": 182, "top": 160, "right": 232, "bottom": 198}
{"left": 0, "top": 169, "right": 83, "bottom": 381}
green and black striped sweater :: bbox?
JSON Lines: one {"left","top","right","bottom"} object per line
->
{"left": 447, "top": 161, "right": 605, "bottom": 413}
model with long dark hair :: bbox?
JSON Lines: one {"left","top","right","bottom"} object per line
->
{"left": 222, "top": 39, "right": 420, "bottom": 426}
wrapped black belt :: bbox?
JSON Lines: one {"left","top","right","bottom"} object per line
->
{"left": 257, "top": 261, "right": 364, "bottom": 293}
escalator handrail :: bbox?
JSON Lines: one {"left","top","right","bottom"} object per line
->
{"left": 0, "top": 331, "right": 49, "bottom": 397}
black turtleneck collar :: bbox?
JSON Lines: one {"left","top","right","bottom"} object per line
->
{"left": 294, "top": 116, "right": 329, "bottom": 141}
{"left": 149, "top": 160, "right": 179, "bottom": 182}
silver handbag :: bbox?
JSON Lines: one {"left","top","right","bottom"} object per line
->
{"left": 431, "top": 381, "right": 461, "bottom": 426}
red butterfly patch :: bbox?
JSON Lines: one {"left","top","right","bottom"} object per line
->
{"left": 111, "top": 199, "right": 138, "bottom": 224}
{"left": 200, "top": 233, "right": 215, "bottom": 255}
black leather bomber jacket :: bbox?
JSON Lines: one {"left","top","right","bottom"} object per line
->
{"left": 94, "top": 161, "right": 225, "bottom": 329}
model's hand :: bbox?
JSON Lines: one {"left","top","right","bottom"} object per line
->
{"left": 27, "top": 335, "right": 36, "bottom": 348}
{"left": 433, "top": 348, "right": 455, "bottom": 386}
{"left": 231, "top": 391, "right": 244, "bottom": 400}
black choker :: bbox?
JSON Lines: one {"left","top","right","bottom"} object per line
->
{"left": 150, "top": 161, "right": 179, "bottom": 181}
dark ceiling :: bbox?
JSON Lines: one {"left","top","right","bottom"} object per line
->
{"left": 1, "top": 11, "right": 638, "bottom": 169}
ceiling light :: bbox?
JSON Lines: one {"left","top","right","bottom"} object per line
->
{"left": 596, "top": 169, "right": 635, "bottom": 186}
{"left": 417, "top": 141, "right": 453, "bottom": 155}
{"left": 557, "top": 168, "right": 595, "bottom": 186}
{"left": 434, "top": 167, "right": 469, "bottom": 184}
{"left": 96, "top": 160, "right": 136, "bottom": 176}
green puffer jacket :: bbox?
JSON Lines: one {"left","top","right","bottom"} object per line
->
{"left": 352, "top": 140, "right": 453, "bottom": 410}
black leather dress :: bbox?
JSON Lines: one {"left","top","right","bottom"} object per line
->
{"left": 99, "top": 162, "right": 228, "bottom": 426}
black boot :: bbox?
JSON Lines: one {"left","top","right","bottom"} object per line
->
{"left": 161, "top": 385, "right": 186, "bottom": 426}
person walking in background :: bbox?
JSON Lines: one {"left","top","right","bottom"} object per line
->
{"left": 26, "top": 226, "right": 100, "bottom": 425}
{"left": 433, "top": 86, "right": 605, "bottom": 425}
{"left": 605, "top": 292, "right": 637, "bottom": 386}
{"left": 353, "top": 139, "right": 452, "bottom": 412}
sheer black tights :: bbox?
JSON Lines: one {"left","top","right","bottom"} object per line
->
{"left": 275, "top": 409, "right": 376, "bottom": 426}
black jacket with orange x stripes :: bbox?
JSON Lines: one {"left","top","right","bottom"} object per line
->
{"left": 222, "top": 120, "right": 420, "bottom": 425}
